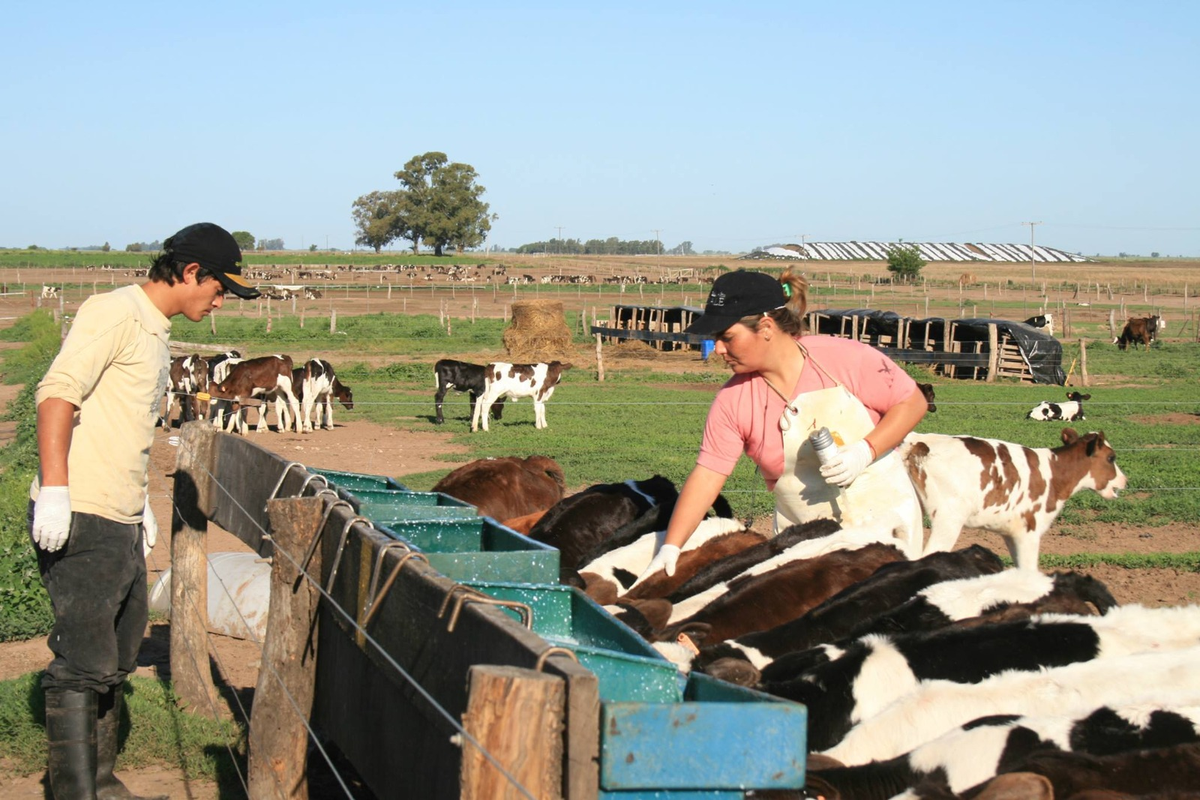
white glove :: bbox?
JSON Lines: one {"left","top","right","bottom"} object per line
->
{"left": 142, "top": 495, "right": 158, "bottom": 558}
{"left": 640, "top": 544, "right": 680, "bottom": 581}
{"left": 32, "top": 485, "right": 72, "bottom": 552}
{"left": 819, "top": 439, "right": 874, "bottom": 488}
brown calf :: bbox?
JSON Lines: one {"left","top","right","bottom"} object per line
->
{"left": 208, "top": 354, "right": 302, "bottom": 434}
{"left": 432, "top": 455, "right": 566, "bottom": 521}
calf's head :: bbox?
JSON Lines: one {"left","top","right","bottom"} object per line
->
{"left": 1059, "top": 428, "right": 1127, "bottom": 499}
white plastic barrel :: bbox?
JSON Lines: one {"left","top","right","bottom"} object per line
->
{"left": 148, "top": 551, "right": 271, "bottom": 641}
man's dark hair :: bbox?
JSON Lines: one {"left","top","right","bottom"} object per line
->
{"left": 147, "top": 252, "right": 216, "bottom": 286}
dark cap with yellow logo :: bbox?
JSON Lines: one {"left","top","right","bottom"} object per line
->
{"left": 163, "top": 222, "right": 260, "bottom": 299}
{"left": 685, "top": 269, "right": 786, "bottom": 337}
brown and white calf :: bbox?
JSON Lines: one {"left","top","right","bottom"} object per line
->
{"left": 163, "top": 353, "right": 209, "bottom": 426}
{"left": 901, "top": 428, "right": 1126, "bottom": 570}
{"left": 471, "top": 361, "right": 572, "bottom": 431}
{"left": 208, "top": 354, "right": 302, "bottom": 434}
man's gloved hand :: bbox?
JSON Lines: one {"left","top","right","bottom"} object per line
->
{"left": 32, "top": 485, "right": 72, "bottom": 552}
{"left": 819, "top": 439, "right": 874, "bottom": 488}
{"left": 142, "top": 495, "right": 158, "bottom": 558}
{"left": 639, "top": 543, "right": 681, "bottom": 582}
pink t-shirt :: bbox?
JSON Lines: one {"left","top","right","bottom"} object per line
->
{"left": 697, "top": 335, "right": 919, "bottom": 489}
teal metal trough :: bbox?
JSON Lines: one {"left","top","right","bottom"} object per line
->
{"left": 309, "top": 467, "right": 408, "bottom": 493}
{"left": 377, "top": 519, "right": 559, "bottom": 584}
{"left": 464, "top": 581, "right": 683, "bottom": 703}
{"left": 343, "top": 487, "right": 478, "bottom": 522}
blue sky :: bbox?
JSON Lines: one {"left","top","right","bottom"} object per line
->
{"left": 2, "top": 1, "right": 1196, "bottom": 256}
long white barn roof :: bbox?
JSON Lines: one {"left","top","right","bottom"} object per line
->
{"left": 753, "top": 243, "right": 1089, "bottom": 263}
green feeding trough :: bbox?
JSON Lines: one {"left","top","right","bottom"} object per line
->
{"left": 309, "top": 467, "right": 408, "bottom": 494}
{"left": 377, "top": 519, "right": 559, "bottom": 584}
{"left": 466, "top": 582, "right": 808, "bottom": 796}
{"left": 464, "top": 582, "right": 684, "bottom": 704}
{"left": 342, "top": 487, "right": 478, "bottom": 522}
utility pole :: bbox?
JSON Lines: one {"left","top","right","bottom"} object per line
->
{"left": 555, "top": 226, "right": 564, "bottom": 257}
{"left": 1023, "top": 221, "right": 1043, "bottom": 281}
{"left": 653, "top": 229, "right": 662, "bottom": 270}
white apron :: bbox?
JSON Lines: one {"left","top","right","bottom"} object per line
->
{"left": 771, "top": 351, "right": 924, "bottom": 558}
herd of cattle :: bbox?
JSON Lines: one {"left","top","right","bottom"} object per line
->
{"left": 417, "top": 444, "right": 1196, "bottom": 799}
{"left": 161, "top": 351, "right": 353, "bottom": 435}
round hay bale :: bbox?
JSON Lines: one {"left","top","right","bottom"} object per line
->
{"left": 504, "top": 299, "right": 573, "bottom": 362}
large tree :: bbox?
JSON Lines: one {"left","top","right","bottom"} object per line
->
{"left": 230, "top": 231, "right": 255, "bottom": 251}
{"left": 391, "top": 152, "right": 494, "bottom": 256}
{"left": 351, "top": 191, "right": 400, "bottom": 253}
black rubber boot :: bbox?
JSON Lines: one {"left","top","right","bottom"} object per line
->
{"left": 45, "top": 688, "right": 98, "bottom": 800}
{"left": 95, "top": 684, "right": 168, "bottom": 800}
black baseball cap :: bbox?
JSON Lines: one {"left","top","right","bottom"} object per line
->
{"left": 686, "top": 270, "right": 787, "bottom": 336}
{"left": 163, "top": 222, "right": 261, "bottom": 299}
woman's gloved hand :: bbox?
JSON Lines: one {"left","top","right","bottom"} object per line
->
{"left": 819, "top": 439, "right": 874, "bottom": 488}
{"left": 639, "top": 543, "right": 680, "bottom": 581}
{"left": 142, "top": 495, "right": 158, "bottom": 558}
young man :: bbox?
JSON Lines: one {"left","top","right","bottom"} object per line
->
{"left": 29, "top": 222, "right": 259, "bottom": 800}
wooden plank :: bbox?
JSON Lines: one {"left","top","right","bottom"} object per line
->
{"left": 248, "top": 496, "right": 325, "bottom": 799}
{"left": 169, "top": 420, "right": 219, "bottom": 716}
{"left": 462, "top": 666, "right": 563, "bottom": 800}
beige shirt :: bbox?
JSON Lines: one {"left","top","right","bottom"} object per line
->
{"left": 33, "top": 285, "right": 171, "bottom": 523}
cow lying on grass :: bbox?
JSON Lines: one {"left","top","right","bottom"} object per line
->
{"left": 1029, "top": 391, "right": 1090, "bottom": 422}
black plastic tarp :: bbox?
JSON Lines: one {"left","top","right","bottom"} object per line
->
{"left": 814, "top": 309, "right": 1065, "bottom": 385}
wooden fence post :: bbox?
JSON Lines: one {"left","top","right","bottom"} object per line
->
{"left": 594, "top": 333, "right": 605, "bottom": 382}
{"left": 329, "top": 308, "right": 337, "bottom": 335}
{"left": 1080, "top": 339, "right": 1089, "bottom": 387}
{"left": 986, "top": 324, "right": 998, "bottom": 383}
{"left": 170, "top": 422, "right": 219, "bottom": 716}
{"left": 461, "top": 665, "right": 564, "bottom": 800}
{"left": 248, "top": 495, "right": 325, "bottom": 800}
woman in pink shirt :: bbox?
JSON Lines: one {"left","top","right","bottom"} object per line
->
{"left": 641, "top": 269, "right": 928, "bottom": 579}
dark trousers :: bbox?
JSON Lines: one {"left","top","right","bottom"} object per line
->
{"left": 35, "top": 510, "right": 148, "bottom": 693}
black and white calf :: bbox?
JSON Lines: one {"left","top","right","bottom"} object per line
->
{"left": 822, "top": 642, "right": 1200, "bottom": 766}
{"left": 757, "top": 604, "right": 1200, "bottom": 754}
{"left": 471, "top": 361, "right": 572, "bottom": 432}
{"left": 1028, "top": 391, "right": 1091, "bottom": 421}
{"left": 433, "top": 359, "right": 505, "bottom": 425}
{"left": 296, "top": 359, "right": 353, "bottom": 431}
{"left": 810, "top": 701, "right": 1200, "bottom": 800}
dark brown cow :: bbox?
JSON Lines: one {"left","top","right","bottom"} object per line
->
{"left": 1115, "top": 315, "right": 1165, "bottom": 350}
{"left": 431, "top": 455, "right": 566, "bottom": 521}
